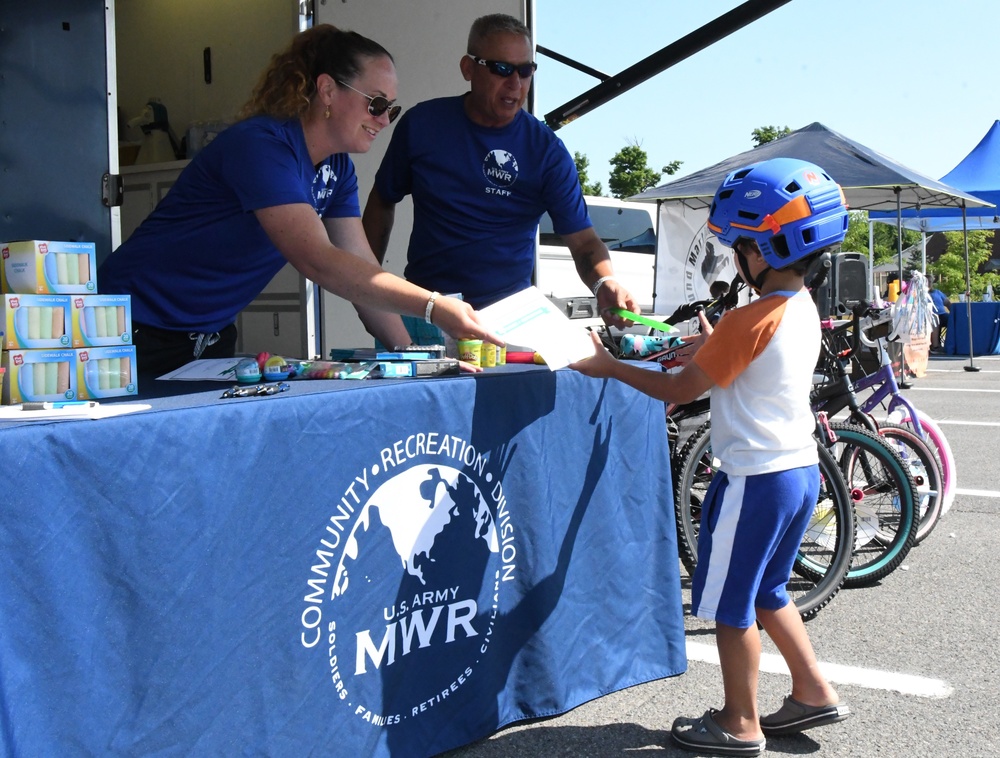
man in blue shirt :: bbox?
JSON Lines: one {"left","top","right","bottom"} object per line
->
{"left": 362, "top": 13, "right": 636, "bottom": 326}
{"left": 929, "top": 286, "right": 951, "bottom": 352}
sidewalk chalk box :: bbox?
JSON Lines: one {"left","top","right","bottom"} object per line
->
{"left": 1, "top": 240, "right": 98, "bottom": 294}
{"left": 377, "top": 359, "right": 461, "bottom": 378}
{"left": 2, "top": 348, "right": 78, "bottom": 404}
{"left": 70, "top": 294, "right": 133, "bottom": 347}
{"left": 75, "top": 346, "right": 139, "bottom": 400}
{"left": 3, "top": 294, "right": 73, "bottom": 349}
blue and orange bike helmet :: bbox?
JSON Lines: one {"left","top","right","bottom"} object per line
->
{"left": 707, "top": 157, "right": 849, "bottom": 271}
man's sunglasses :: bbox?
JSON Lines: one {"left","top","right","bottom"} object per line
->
{"left": 465, "top": 54, "right": 537, "bottom": 79}
{"left": 336, "top": 80, "right": 402, "bottom": 123}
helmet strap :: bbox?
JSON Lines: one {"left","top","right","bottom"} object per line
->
{"left": 734, "top": 243, "right": 770, "bottom": 294}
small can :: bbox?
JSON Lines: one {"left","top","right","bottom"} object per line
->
{"left": 456, "top": 339, "right": 483, "bottom": 367}
{"left": 481, "top": 341, "right": 496, "bottom": 368}
{"left": 498, "top": 344, "right": 507, "bottom": 365}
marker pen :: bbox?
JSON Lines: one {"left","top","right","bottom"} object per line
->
{"left": 21, "top": 400, "right": 99, "bottom": 411}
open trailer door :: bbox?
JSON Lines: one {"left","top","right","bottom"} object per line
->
{"left": 0, "top": 0, "right": 119, "bottom": 257}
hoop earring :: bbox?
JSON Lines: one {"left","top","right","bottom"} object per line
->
{"left": 324, "top": 107, "right": 331, "bottom": 119}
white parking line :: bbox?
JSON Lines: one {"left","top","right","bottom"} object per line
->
{"left": 906, "top": 387, "right": 1000, "bottom": 392}
{"left": 956, "top": 488, "right": 1000, "bottom": 498}
{"left": 935, "top": 420, "right": 1000, "bottom": 427}
{"left": 686, "top": 641, "right": 952, "bottom": 698}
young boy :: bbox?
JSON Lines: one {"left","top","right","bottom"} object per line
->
{"left": 571, "top": 157, "right": 852, "bottom": 756}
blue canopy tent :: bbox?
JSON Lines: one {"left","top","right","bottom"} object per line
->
{"left": 870, "top": 120, "right": 1000, "bottom": 233}
{"left": 869, "top": 120, "right": 1000, "bottom": 368}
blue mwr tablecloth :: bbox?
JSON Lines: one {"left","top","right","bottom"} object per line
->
{"left": 0, "top": 365, "right": 686, "bottom": 757}
{"left": 945, "top": 301, "right": 1000, "bottom": 355}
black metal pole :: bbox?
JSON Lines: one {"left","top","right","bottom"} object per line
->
{"left": 962, "top": 202, "right": 980, "bottom": 372}
{"left": 895, "top": 190, "right": 911, "bottom": 389}
{"left": 543, "top": 0, "right": 793, "bottom": 129}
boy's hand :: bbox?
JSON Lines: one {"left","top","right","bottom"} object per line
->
{"left": 569, "top": 331, "right": 619, "bottom": 378}
{"left": 662, "top": 311, "right": 712, "bottom": 368}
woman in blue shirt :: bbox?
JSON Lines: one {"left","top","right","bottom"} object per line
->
{"left": 100, "top": 25, "right": 497, "bottom": 375}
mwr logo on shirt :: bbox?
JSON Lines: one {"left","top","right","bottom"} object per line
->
{"left": 482, "top": 150, "right": 518, "bottom": 195}
{"left": 313, "top": 164, "right": 339, "bottom": 208}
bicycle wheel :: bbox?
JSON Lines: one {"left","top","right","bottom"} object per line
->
{"left": 672, "top": 422, "right": 853, "bottom": 620}
{"left": 877, "top": 422, "right": 944, "bottom": 543}
{"left": 887, "top": 407, "right": 958, "bottom": 516}
{"left": 788, "top": 442, "right": 854, "bottom": 620}
{"left": 672, "top": 420, "right": 712, "bottom": 573}
{"left": 826, "top": 423, "right": 918, "bottom": 588}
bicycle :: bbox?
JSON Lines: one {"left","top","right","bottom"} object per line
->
{"left": 851, "top": 306, "right": 958, "bottom": 517}
{"left": 811, "top": 301, "right": 953, "bottom": 541}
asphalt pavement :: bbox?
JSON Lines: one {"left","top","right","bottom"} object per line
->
{"left": 445, "top": 351, "right": 1000, "bottom": 758}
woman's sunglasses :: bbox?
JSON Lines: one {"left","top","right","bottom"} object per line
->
{"left": 465, "top": 54, "right": 537, "bottom": 79}
{"left": 336, "top": 81, "right": 402, "bottom": 123}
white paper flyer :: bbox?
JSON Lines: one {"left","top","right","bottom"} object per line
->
{"left": 479, "top": 287, "right": 596, "bottom": 370}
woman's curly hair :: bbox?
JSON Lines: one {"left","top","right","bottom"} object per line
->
{"left": 240, "top": 25, "right": 393, "bottom": 120}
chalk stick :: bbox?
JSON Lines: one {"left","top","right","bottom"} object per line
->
{"left": 84, "top": 306, "right": 98, "bottom": 338}
{"left": 27, "top": 306, "right": 41, "bottom": 340}
{"left": 56, "top": 253, "right": 69, "bottom": 285}
{"left": 57, "top": 361, "right": 69, "bottom": 393}
{"left": 78, "top": 254, "right": 91, "bottom": 285}
{"left": 104, "top": 306, "right": 117, "bottom": 339}
{"left": 44, "top": 361, "right": 58, "bottom": 395}
{"left": 66, "top": 254, "right": 80, "bottom": 286}
{"left": 39, "top": 307, "right": 53, "bottom": 340}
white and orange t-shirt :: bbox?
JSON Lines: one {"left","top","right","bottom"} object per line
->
{"left": 692, "top": 289, "right": 820, "bottom": 476}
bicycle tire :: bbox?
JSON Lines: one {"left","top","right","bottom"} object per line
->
{"left": 672, "top": 420, "right": 711, "bottom": 574}
{"left": 887, "top": 407, "right": 958, "bottom": 516}
{"left": 877, "top": 422, "right": 944, "bottom": 543}
{"left": 672, "top": 422, "right": 853, "bottom": 620}
{"left": 788, "top": 442, "right": 855, "bottom": 620}
{"left": 826, "top": 423, "right": 918, "bottom": 587}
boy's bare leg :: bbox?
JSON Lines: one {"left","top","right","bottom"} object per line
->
{"left": 713, "top": 621, "right": 765, "bottom": 741}
{"left": 757, "top": 601, "right": 840, "bottom": 706}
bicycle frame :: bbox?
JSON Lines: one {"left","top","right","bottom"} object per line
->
{"left": 851, "top": 312, "right": 926, "bottom": 440}
{"left": 852, "top": 363, "right": 923, "bottom": 436}
{"left": 811, "top": 306, "right": 926, "bottom": 441}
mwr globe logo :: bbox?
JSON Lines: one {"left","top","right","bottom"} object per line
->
{"left": 299, "top": 432, "right": 516, "bottom": 728}
{"left": 482, "top": 149, "right": 518, "bottom": 188}
{"left": 313, "top": 163, "right": 338, "bottom": 205}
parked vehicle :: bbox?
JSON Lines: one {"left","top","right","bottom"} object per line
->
{"left": 535, "top": 195, "right": 656, "bottom": 316}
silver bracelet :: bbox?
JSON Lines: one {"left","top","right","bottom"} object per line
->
{"left": 591, "top": 276, "right": 616, "bottom": 297}
{"left": 424, "top": 291, "right": 440, "bottom": 324}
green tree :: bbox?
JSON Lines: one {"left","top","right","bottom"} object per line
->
{"left": 929, "top": 230, "right": 999, "bottom": 299}
{"left": 751, "top": 125, "right": 791, "bottom": 146}
{"left": 573, "top": 151, "right": 603, "bottom": 197}
{"left": 843, "top": 214, "right": 922, "bottom": 267}
{"left": 608, "top": 142, "right": 679, "bottom": 199}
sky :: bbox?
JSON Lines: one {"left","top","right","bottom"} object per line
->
{"left": 533, "top": 0, "right": 999, "bottom": 191}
